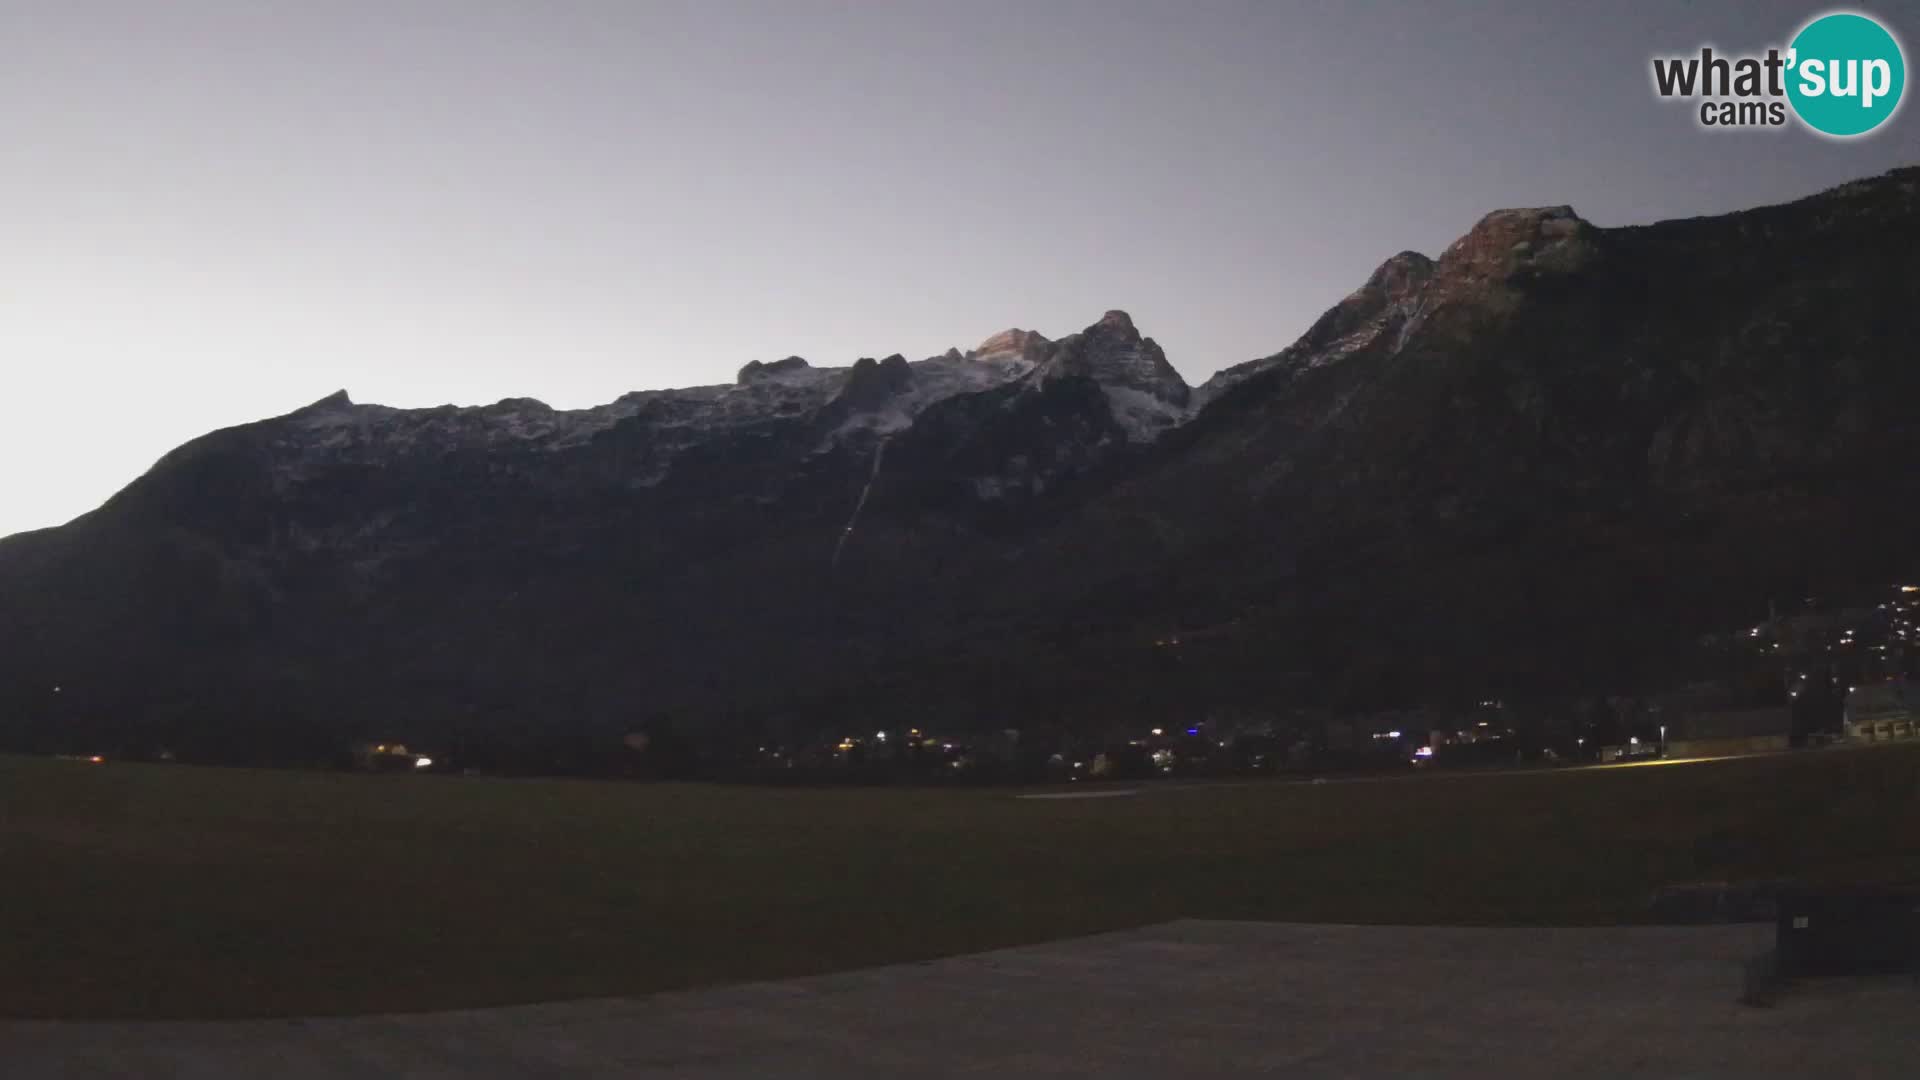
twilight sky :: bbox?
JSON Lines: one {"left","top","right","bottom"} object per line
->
{"left": 2, "top": 0, "right": 1914, "bottom": 538}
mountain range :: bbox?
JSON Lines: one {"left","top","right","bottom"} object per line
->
{"left": 3, "top": 166, "right": 1917, "bottom": 763}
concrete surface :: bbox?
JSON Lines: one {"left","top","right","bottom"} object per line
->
{"left": 4, "top": 921, "right": 1917, "bottom": 1078}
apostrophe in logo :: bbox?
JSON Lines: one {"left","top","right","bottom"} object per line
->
{"left": 1650, "top": 9, "right": 1906, "bottom": 138}
{"left": 1786, "top": 12, "right": 1905, "bottom": 137}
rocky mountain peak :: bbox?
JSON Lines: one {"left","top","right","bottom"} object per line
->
{"left": 973, "top": 328, "right": 1050, "bottom": 358}
{"left": 1042, "top": 313, "right": 1183, "bottom": 386}
{"left": 484, "top": 397, "right": 554, "bottom": 413}
{"left": 1033, "top": 311, "right": 1191, "bottom": 440}
{"left": 298, "top": 389, "right": 355, "bottom": 413}
{"left": 736, "top": 356, "right": 812, "bottom": 385}
{"left": 1364, "top": 251, "right": 1437, "bottom": 301}
{"left": 1192, "top": 249, "right": 1438, "bottom": 403}
{"left": 1437, "top": 205, "right": 1595, "bottom": 286}
{"left": 833, "top": 353, "right": 915, "bottom": 412}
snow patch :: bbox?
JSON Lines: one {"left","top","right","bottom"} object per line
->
{"left": 263, "top": 311, "right": 1210, "bottom": 489}
{"left": 1103, "top": 385, "right": 1191, "bottom": 442}
{"left": 825, "top": 351, "right": 1035, "bottom": 444}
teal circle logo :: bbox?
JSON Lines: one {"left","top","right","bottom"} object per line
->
{"left": 1787, "top": 12, "right": 1906, "bottom": 137}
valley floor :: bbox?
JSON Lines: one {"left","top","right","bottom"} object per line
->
{"left": 1, "top": 744, "right": 1917, "bottom": 1020}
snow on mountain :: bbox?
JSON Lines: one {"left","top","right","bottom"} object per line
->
{"left": 824, "top": 342, "right": 1041, "bottom": 443}
{"left": 18, "top": 168, "right": 1920, "bottom": 759}
{"left": 262, "top": 311, "right": 1217, "bottom": 491}
{"left": 1031, "top": 310, "right": 1193, "bottom": 441}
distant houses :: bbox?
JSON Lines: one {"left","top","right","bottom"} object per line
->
{"left": 1845, "top": 680, "right": 1919, "bottom": 742}
{"left": 350, "top": 742, "right": 434, "bottom": 773}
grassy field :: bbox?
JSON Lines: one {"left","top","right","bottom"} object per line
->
{"left": 3, "top": 746, "right": 1919, "bottom": 1020}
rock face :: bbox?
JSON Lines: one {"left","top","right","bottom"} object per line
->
{"left": 971, "top": 328, "right": 1053, "bottom": 365}
{"left": 1436, "top": 205, "right": 1596, "bottom": 287}
{"left": 736, "top": 355, "right": 813, "bottom": 384}
{"left": 1195, "top": 249, "right": 1437, "bottom": 404}
{"left": 3, "top": 167, "right": 1918, "bottom": 762}
{"left": 1034, "top": 310, "right": 1191, "bottom": 441}
{"left": 831, "top": 354, "right": 914, "bottom": 413}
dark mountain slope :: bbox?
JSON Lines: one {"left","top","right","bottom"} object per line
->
{"left": 2, "top": 167, "right": 1916, "bottom": 760}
